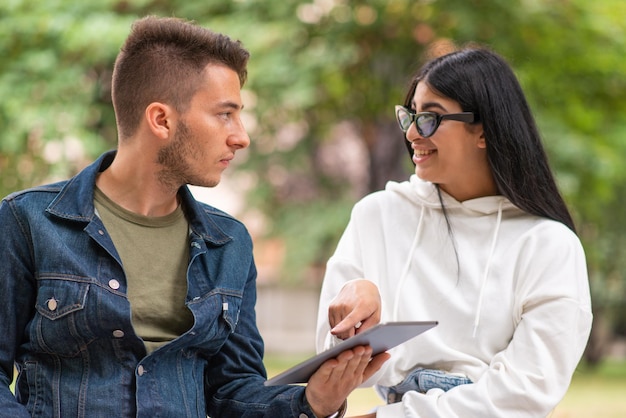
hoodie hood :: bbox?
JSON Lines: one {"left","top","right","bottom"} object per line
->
{"left": 385, "top": 175, "right": 518, "bottom": 336}
{"left": 386, "top": 174, "right": 517, "bottom": 215}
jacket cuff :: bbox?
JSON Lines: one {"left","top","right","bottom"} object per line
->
{"left": 300, "top": 394, "right": 347, "bottom": 418}
{"left": 325, "top": 399, "right": 347, "bottom": 418}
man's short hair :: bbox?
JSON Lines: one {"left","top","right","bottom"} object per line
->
{"left": 111, "top": 16, "right": 250, "bottom": 139}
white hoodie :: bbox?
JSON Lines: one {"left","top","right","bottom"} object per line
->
{"left": 316, "top": 175, "right": 592, "bottom": 417}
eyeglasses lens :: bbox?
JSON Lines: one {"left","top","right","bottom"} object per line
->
{"left": 398, "top": 107, "right": 438, "bottom": 137}
{"left": 416, "top": 114, "right": 437, "bottom": 137}
{"left": 398, "top": 109, "right": 413, "bottom": 132}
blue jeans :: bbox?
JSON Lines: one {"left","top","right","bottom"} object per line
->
{"left": 381, "top": 369, "right": 473, "bottom": 403}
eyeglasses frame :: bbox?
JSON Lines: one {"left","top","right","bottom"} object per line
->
{"left": 394, "top": 105, "right": 477, "bottom": 138}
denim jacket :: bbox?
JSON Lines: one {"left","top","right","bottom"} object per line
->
{"left": 0, "top": 151, "right": 315, "bottom": 418}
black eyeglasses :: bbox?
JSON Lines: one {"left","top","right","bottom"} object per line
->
{"left": 394, "top": 105, "right": 476, "bottom": 138}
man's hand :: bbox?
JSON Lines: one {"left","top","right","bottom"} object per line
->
{"left": 329, "top": 279, "right": 381, "bottom": 340}
{"left": 305, "top": 346, "right": 389, "bottom": 417}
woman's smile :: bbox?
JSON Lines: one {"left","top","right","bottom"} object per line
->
{"left": 412, "top": 148, "right": 436, "bottom": 164}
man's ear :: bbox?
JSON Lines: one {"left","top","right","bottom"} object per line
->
{"left": 145, "top": 102, "right": 174, "bottom": 139}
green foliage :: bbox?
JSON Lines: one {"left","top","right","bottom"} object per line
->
{"left": 271, "top": 198, "right": 354, "bottom": 285}
{"left": 1, "top": 1, "right": 626, "bottom": 338}
{"left": 0, "top": 0, "right": 131, "bottom": 192}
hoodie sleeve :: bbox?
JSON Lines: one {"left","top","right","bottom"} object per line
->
{"left": 315, "top": 214, "right": 365, "bottom": 353}
{"left": 315, "top": 196, "right": 386, "bottom": 354}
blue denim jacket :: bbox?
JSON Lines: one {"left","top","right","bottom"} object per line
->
{"left": 0, "top": 152, "right": 314, "bottom": 418}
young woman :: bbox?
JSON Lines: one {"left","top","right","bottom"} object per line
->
{"left": 316, "top": 47, "right": 592, "bottom": 417}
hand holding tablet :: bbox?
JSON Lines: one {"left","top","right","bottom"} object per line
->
{"left": 265, "top": 321, "right": 437, "bottom": 386}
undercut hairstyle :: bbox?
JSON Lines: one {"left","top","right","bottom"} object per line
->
{"left": 111, "top": 16, "right": 250, "bottom": 140}
{"left": 403, "top": 47, "right": 576, "bottom": 232}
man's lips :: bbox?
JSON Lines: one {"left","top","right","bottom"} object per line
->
{"left": 219, "top": 155, "right": 235, "bottom": 167}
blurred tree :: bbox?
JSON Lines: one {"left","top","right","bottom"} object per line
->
{"left": 1, "top": 0, "right": 625, "bottom": 361}
{"left": 0, "top": 0, "right": 133, "bottom": 192}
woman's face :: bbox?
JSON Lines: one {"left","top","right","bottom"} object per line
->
{"left": 406, "top": 81, "right": 496, "bottom": 201}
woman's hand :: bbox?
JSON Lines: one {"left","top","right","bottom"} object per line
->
{"left": 305, "top": 345, "right": 389, "bottom": 418}
{"left": 328, "top": 279, "right": 382, "bottom": 340}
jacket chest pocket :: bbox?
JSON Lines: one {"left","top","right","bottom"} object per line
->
{"left": 188, "top": 291, "right": 242, "bottom": 355}
{"left": 33, "top": 279, "right": 97, "bottom": 357}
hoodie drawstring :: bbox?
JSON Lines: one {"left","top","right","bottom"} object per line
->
{"left": 472, "top": 199, "right": 504, "bottom": 337}
{"left": 393, "top": 205, "right": 426, "bottom": 321}
{"left": 390, "top": 196, "right": 505, "bottom": 336}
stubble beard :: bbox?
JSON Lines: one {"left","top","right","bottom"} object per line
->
{"left": 156, "top": 120, "right": 219, "bottom": 191}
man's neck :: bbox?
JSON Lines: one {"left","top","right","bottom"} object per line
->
{"left": 95, "top": 149, "right": 180, "bottom": 217}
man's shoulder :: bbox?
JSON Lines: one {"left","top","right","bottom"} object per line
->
{"left": 193, "top": 200, "right": 238, "bottom": 221}
{"left": 2, "top": 180, "right": 68, "bottom": 204}
{"left": 190, "top": 200, "right": 251, "bottom": 237}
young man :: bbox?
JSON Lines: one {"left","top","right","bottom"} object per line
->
{"left": 0, "top": 16, "right": 387, "bottom": 418}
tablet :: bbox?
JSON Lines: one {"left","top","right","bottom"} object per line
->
{"left": 264, "top": 321, "right": 437, "bottom": 386}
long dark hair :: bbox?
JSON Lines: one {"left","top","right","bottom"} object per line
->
{"left": 404, "top": 47, "right": 576, "bottom": 232}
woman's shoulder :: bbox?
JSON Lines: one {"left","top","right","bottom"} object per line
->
{"left": 509, "top": 214, "right": 584, "bottom": 257}
{"left": 354, "top": 176, "right": 436, "bottom": 211}
{"left": 352, "top": 182, "right": 415, "bottom": 217}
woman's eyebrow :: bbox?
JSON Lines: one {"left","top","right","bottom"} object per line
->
{"left": 409, "top": 100, "right": 448, "bottom": 112}
{"left": 420, "top": 101, "right": 448, "bottom": 112}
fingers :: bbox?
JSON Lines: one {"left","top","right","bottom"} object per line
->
{"left": 316, "top": 346, "right": 368, "bottom": 382}
{"left": 314, "top": 345, "right": 384, "bottom": 389}
{"left": 363, "top": 352, "right": 390, "bottom": 381}
{"left": 323, "top": 347, "right": 389, "bottom": 386}
{"left": 328, "top": 279, "right": 382, "bottom": 340}
{"left": 326, "top": 348, "right": 389, "bottom": 384}
{"left": 334, "top": 345, "right": 371, "bottom": 379}
{"left": 305, "top": 345, "right": 378, "bottom": 417}
{"left": 330, "top": 314, "right": 360, "bottom": 339}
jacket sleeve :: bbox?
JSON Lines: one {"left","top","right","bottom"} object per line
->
{"left": 0, "top": 198, "right": 37, "bottom": 417}
{"left": 376, "top": 227, "right": 593, "bottom": 418}
{"left": 204, "top": 257, "right": 317, "bottom": 418}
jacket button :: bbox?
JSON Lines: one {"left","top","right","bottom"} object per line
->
{"left": 108, "top": 279, "right": 120, "bottom": 290}
{"left": 112, "top": 330, "right": 124, "bottom": 338}
{"left": 137, "top": 365, "right": 145, "bottom": 376}
{"left": 47, "top": 298, "right": 58, "bottom": 311}
{"left": 298, "top": 414, "right": 309, "bottom": 418}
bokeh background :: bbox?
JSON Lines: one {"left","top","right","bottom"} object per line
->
{"left": 2, "top": 0, "right": 626, "bottom": 415}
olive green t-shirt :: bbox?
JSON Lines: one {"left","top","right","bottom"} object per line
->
{"left": 94, "top": 188, "right": 193, "bottom": 354}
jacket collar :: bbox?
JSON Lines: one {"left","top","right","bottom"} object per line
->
{"left": 46, "top": 150, "right": 232, "bottom": 245}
